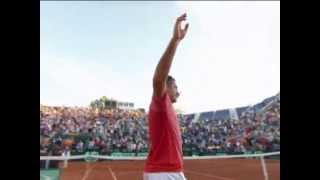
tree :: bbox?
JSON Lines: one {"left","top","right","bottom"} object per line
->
{"left": 89, "top": 96, "right": 118, "bottom": 110}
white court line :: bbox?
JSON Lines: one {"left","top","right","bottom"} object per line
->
{"left": 81, "top": 164, "right": 94, "bottom": 180}
{"left": 108, "top": 167, "right": 118, "bottom": 180}
{"left": 260, "top": 157, "right": 269, "bottom": 180}
{"left": 184, "top": 169, "right": 235, "bottom": 180}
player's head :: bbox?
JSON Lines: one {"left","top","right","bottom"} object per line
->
{"left": 166, "top": 75, "right": 180, "bottom": 103}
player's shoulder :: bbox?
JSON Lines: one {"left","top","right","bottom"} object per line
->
{"left": 150, "top": 92, "right": 170, "bottom": 113}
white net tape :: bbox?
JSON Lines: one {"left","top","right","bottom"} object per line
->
{"left": 40, "top": 151, "right": 280, "bottom": 160}
{"left": 40, "top": 151, "right": 279, "bottom": 180}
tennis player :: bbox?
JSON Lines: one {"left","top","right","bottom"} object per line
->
{"left": 143, "top": 13, "right": 189, "bottom": 180}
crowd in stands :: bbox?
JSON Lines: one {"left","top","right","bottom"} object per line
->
{"left": 40, "top": 95, "right": 280, "bottom": 157}
{"left": 180, "top": 97, "right": 280, "bottom": 155}
{"left": 40, "top": 106, "right": 147, "bottom": 156}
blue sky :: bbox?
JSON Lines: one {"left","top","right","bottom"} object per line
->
{"left": 40, "top": 1, "right": 280, "bottom": 114}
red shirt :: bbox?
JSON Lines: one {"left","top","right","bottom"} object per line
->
{"left": 144, "top": 92, "right": 183, "bottom": 172}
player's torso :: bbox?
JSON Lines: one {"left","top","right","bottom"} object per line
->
{"left": 144, "top": 94, "right": 183, "bottom": 172}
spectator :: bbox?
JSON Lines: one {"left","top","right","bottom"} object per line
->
{"left": 40, "top": 95, "right": 279, "bottom": 156}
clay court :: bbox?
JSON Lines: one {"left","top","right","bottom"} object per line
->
{"left": 59, "top": 158, "right": 279, "bottom": 180}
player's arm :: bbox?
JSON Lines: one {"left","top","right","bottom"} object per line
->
{"left": 153, "top": 13, "right": 189, "bottom": 98}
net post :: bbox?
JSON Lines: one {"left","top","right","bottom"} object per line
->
{"left": 45, "top": 152, "right": 51, "bottom": 169}
{"left": 45, "top": 159, "right": 49, "bottom": 169}
{"left": 260, "top": 155, "right": 269, "bottom": 180}
{"left": 63, "top": 150, "right": 70, "bottom": 168}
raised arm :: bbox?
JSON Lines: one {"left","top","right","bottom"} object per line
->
{"left": 153, "top": 13, "right": 189, "bottom": 98}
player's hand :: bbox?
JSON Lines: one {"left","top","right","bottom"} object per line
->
{"left": 172, "top": 13, "right": 189, "bottom": 42}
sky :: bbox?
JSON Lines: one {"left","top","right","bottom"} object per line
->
{"left": 40, "top": 1, "right": 280, "bottom": 114}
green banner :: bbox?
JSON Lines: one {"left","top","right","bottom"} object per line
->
{"left": 85, "top": 151, "right": 99, "bottom": 162}
{"left": 137, "top": 152, "right": 148, "bottom": 157}
{"left": 254, "top": 151, "right": 264, "bottom": 154}
{"left": 111, "top": 152, "right": 136, "bottom": 157}
{"left": 40, "top": 169, "right": 60, "bottom": 180}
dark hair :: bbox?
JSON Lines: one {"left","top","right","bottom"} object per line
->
{"left": 167, "top": 75, "right": 175, "bottom": 86}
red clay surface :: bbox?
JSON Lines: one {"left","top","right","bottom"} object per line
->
{"left": 60, "top": 158, "right": 280, "bottom": 180}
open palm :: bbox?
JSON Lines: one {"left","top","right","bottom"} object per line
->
{"left": 173, "top": 13, "right": 189, "bottom": 41}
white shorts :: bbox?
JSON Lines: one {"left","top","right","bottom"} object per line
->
{"left": 143, "top": 172, "right": 187, "bottom": 180}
